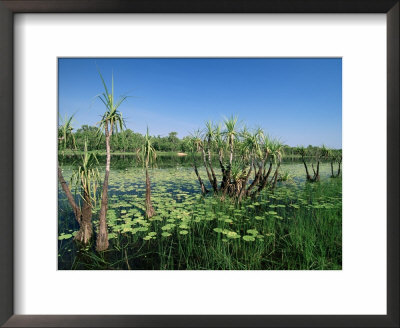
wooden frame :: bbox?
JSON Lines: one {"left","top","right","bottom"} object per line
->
{"left": 0, "top": 0, "right": 398, "bottom": 327}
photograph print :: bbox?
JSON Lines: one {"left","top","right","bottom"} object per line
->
{"left": 58, "top": 58, "right": 342, "bottom": 270}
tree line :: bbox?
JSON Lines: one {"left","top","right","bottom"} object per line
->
{"left": 59, "top": 124, "right": 340, "bottom": 157}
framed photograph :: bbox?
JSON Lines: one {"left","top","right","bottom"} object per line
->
{"left": 1, "top": 0, "right": 398, "bottom": 327}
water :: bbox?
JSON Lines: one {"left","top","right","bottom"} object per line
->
{"left": 58, "top": 155, "right": 341, "bottom": 269}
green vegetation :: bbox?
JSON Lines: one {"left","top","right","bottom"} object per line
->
{"left": 58, "top": 73, "right": 342, "bottom": 270}
{"left": 58, "top": 161, "right": 342, "bottom": 270}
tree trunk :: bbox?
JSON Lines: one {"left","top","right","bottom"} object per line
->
{"left": 220, "top": 167, "right": 231, "bottom": 201}
{"left": 193, "top": 163, "right": 208, "bottom": 195}
{"left": 302, "top": 157, "right": 311, "bottom": 181}
{"left": 252, "top": 161, "right": 273, "bottom": 197}
{"left": 207, "top": 145, "right": 218, "bottom": 192}
{"left": 229, "top": 139, "right": 233, "bottom": 167}
{"left": 271, "top": 162, "right": 281, "bottom": 190}
{"left": 96, "top": 123, "right": 111, "bottom": 252}
{"left": 74, "top": 191, "right": 93, "bottom": 244}
{"left": 201, "top": 147, "right": 215, "bottom": 192}
{"left": 315, "top": 161, "right": 320, "bottom": 181}
{"left": 58, "top": 165, "right": 82, "bottom": 224}
{"left": 337, "top": 161, "right": 341, "bottom": 176}
{"left": 246, "top": 149, "right": 269, "bottom": 195}
{"left": 218, "top": 152, "right": 226, "bottom": 191}
{"left": 237, "top": 159, "right": 253, "bottom": 203}
{"left": 145, "top": 165, "right": 155, "bottom": 218}
{"left": 330, "top": 161, "right": 334, "bottom": 177}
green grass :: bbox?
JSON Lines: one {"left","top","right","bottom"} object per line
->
{"left": 58, "top": 163, "right": 341, "bottom": 270}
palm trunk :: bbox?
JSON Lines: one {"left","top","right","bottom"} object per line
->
{"left": 271, "top": 162, "right": 281, "bottom": 190}
{"left": 252, "top": 161, "right": 273, "bottom": 197}
{"left": 229, "top": 139, "right": 233, "bottom": 167}
{"left": 207, "top": 144, "right": 218, "bottom": 192}
{"left": 218, "top": 150, "right": 226, "bottom": 191}
{"left": 237, "top": 158, "right": 253, "bottom": 203}
{"left": 145, "top": 163, "right": 155, "bottom": 218}
{"left": 58, "top": 165, "right": 82, "bottom": 224}
{"left": 193, "top": 163, "right": 208, "bottom": 195}
{"left": 74, "top": 191, "right": 93, "bottom": 244}
{"left": 302, "top": 156, "right": 311, "bottom": 181}
{"left": 201, "top": 147, "right": 214, "bottom": 192}
{"left": 315, "top": 161, "right": 320, "bottom": 181}
{"left": 96, "top": 122, "right": 111, "bottom": 252}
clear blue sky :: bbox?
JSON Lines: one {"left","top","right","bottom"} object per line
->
{"left": 58, "top": 58, "right": 342, "bottom": 148}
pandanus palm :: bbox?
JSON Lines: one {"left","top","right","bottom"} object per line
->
{"left": 58, "top": 118, "right": 99, "bottom": 244}
{"left": 142, "top": 128, "right": 157, "bottom": 218}
{"left": 59, "top": 115, "right": 76, "bottom": 154}
{"left": 296, "top": 146, "right": 312, "bottom": 180}
{"left": 70, "top": 140, "right": 100, "bottom": 244}
{"left": 96, "top": 71, "right": 127, "bottom": 251}
{"left": 58, "top": 115, "right": 81, "bottom": 224}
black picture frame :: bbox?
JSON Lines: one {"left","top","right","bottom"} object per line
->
{"left": 0, "top": 1, "right": 398, "bottom": 327}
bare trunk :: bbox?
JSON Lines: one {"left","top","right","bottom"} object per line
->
{"left": 302, "top": 157, "right": 311, "bottom": 181}
{"left": 207, "top": 145, "right": 218, "bottom": 192}
{"left": 220, "top": 168, "right": 231, "bottom": 201}
{"left": 311, "top": 163, "right": 316, "bottom": 176}
{"left": 252, "top": 161, "right": 273, "bottom": 197}
{"left": 218, "top": 152, "right": 226, "bottom": 191}
{"left": 315, "top": 161, "right": 320, "bottom": 181}
{"left": 271, "top": 162, "right": 281, "bottom": 190}
{"left": 96, "top": 123, "right": 111, "bottom": 252}
{"left": 145, "top": 165, "right": 155, "bottom": 218}
{"left": 193, "top": 163, "right": 208, "bottom": 195}
{"left": 246, "top": 150, "right": 268, "bottom": 195}
{"left": 201, "top": 147, "right": 215, "bottom": 192}
{"left": 229, "top": 140, "right": 233, "bottom": 167}
{"left": 74, "top": 191, "right": 93, "bottom": 244}
{"left": 58, "top": 165, "right": 82, "bottom": 224}
{"left": 237, "top": 159, "right": 253, "bottom": 203}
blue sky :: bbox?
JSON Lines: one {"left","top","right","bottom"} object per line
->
{"left": 58, "top": 58, "right": 342, "bottom": 148}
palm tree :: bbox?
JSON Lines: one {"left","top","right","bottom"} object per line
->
{"left": 58, "top": 115, "right": 76, "bottom": 154}
{"left": 329, "top": 149, "right": 342, "bottom": 178}
{"left": 58, "top": 118, "right": 99, "bottom": 244}
{"left": 70, "top": 140, "right": 100, "bottom": 244}
{"left": 296, "top": 146, "right": 312, "bottom": 181}
{"left": 142, "top": 127, "right": 156, "bottom": 218}
{"left": 96, "top": 71, "right": 126, "bottom": 251}
{"left": 58, "top": 115, "right": 82, "bottom": 223}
